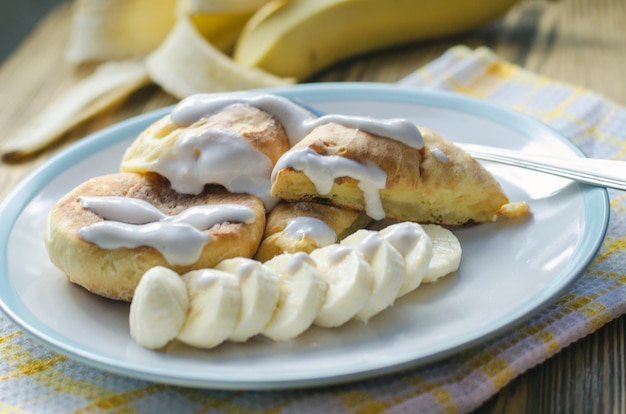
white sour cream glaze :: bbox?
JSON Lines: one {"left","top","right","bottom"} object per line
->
{"left": 148, "top": 128, "right": 279, "bottom": 209}
{"left": 272, "top": 147, "right": 388, "bottom": 220}
{"left": 171, "top": 93, "right": 424, "bottom": 149}
{"left": 78, "top": 196, "right": 165, "bottom": 224}
{"left": 431, "top": 147, "right": 449, "bottom": 163}
{"left": 283, "top": 216, "right": 337, "bottom": 248}
{"left": 78, "top": 196, "right": 256, "bottom": 266}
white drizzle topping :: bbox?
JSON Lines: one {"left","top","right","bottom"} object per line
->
{"left": 171, "top": 93, "right": 424, "bottom": 149}
{"left": 78, "top": 196, "right": 256, "bottom": 266}
{"left": 78, "top": 196, "right": 164, "bottom": 224}
{"left": 272, "top": 147, "right": 387, "bottom": 220}
{"left": 431, "top": 147, "right": 449, "bottom": 163}
{"left": 283, "top": 216, "right": 337, "bottom": 248}
{"left": 146, "top": 128, "right": 279, "bottom": 209}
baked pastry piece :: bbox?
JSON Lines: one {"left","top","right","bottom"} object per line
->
{"left": 44, "top": 172, "right": 265, "bottom": 301}
{"left": 120, "top": 103, "right": 291, "bottom": 208}
{"left": 271, "top": 123, "right": 528, "bottom": 225}
{"left": 254, "top": 200, "right": 370, "bottom": 262}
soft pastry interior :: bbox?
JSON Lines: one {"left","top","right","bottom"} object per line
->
{"left": 271, "top": 122, "right": 526, "bottom": 225}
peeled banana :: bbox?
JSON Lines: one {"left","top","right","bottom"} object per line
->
{"left": 145, "top": 16, "right": 294, "bottom": 99}
{"left": 233, "top": 0, "right": 520, "bottom": 79}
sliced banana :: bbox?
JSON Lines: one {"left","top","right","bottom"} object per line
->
{"left": 262, "top": 252, "right": 327, "bottom": 341}
{"left": 176, "top": 269, "right": 241, "bottom": 349}
{"left": 421, "top": 224, "right": 462, "bottom": 282}
{"left": 340, "top": 229, "right": 404, "bottom": 322}
{"left": 214, "top": 257, "right": 280, "bottom": 342}
{"left": 309, "top": 244, "right": 372, "bottom": 327}
{"left": 129, "top": 266, "right": 189, "bottom": 349}
{"left": 145, "top": 16, "right": 294, "bottom": 99}
{"left": 379, "top": 222, "right": 433, "bottom": 297}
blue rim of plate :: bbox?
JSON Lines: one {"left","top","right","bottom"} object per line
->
{"left": 0, "top": 82, "right": 610, "bottom": 389}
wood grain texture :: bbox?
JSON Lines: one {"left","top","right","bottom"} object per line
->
{"left": 0, "top": 0, "right": 624, "bottom": 412}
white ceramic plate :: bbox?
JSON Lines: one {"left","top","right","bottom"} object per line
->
{"left": 0, "top": 83, "right": 609, "bottom": 390}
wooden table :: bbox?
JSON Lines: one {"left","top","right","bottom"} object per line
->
{"left": 1, "top": 0, "right": 624, "bottom": 412}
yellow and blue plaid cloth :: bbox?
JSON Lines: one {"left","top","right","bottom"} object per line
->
{"left": 1, "top": 45, "right": 625, "bottom": 413}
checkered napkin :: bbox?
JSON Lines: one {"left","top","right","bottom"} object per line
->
{"left": 2, "top": 45, "right": 626, "bottom": 413}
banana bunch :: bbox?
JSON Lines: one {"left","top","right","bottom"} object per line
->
{"left": 129, "top": 221, "right": 463, "bottom": 350}
{"left": 2, "top": 0, "right": 519, "bottom": 160}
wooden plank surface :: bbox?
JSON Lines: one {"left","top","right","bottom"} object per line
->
{"left": 0, "top": 0, "right": 624, "bottom": 412}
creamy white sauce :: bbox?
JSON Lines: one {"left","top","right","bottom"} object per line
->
{"left": 272, "top": 147, "right": 387, "bottom": 220}
{"left": 78, "top": 196, "right": 165, "bottom": 224}
{"left": 305, "top": 115, "right": 423, "bottom": 150}
{"left": 283, "top": 216, "right": 336, "bottom": 248}
{"left": 147, "top": 128, "right": 279, "bottom": 209}
{"left": 171, "top": 93, "right": 424, "bottom": 149}
{"left": 78, "top": 196, "right": 256, "bottom": 266}
{"left": 431, "top": 147, "right": 449, "bottom": 163}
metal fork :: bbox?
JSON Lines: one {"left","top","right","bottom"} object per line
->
{"left": 457, "top": 143, "right": 626, "bottom": 191}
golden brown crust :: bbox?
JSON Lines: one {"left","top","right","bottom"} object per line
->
{"left": 271, "top": 123, "right": 514, "bottom": 225}
{"left": 44, "top": 172, "right": 265, "bottom": 302}
{"left": 121, "top": 104, "right": 290, "bottom": 172}
{"left": 254, "top": 201, "right": 370, "bottom": 261}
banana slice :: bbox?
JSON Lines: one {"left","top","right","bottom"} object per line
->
{"left": 214, "top": 257, "right": 280, "bottom": 342}
{"left": 422, "top": 224, "right": 462, "bottom": 282}
{"left": 129, "top": 266, "right": 189, "bottom": 349}
{"left": 378, "top": 222, "right": 433, "bottom": 297}
{"left": 340, "top": 229, "right": 404, "bottom": 322}
{"left": 309, "top": 244, "right": 372, "bottom": 327}
{"left": 262, "top": 252, "right": 327, "bottom": 341}
{"left": 176, "top": 269, "right": 242, "bottom": 349}
{"left": 145, "top": 16, "right": 294, "bottom": 99}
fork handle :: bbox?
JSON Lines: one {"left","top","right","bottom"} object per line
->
{"left": 457, "top": 143, "right": 626, "bottom": 191}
